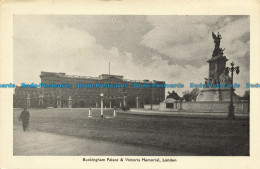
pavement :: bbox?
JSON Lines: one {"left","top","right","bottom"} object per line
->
{"left": 13, "top": 125, "right": 191, "bottom": 156}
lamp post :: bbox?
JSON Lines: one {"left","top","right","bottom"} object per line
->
{"left": 227, "top": 62, "right": 240, "bottom": 119}
{"left": 122, "top": 90, "right": 127, "bottom": 107}
{"left": 136, "top": 94, "right": 139, "bottom": 108}
{"left": 150, "top": 87, "right": 153, "bottom": 110}
{"left": 123, "top": 95, "right": 126, "bottom": 107}
{"left": 121, "top": 90, "right": 127, "bottom": 111}
{"left": 100, "top": 93, "right": 104, "bottom": 117}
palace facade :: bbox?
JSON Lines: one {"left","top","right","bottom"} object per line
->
{"left": 14, "top": 71, "right": 165, "bottom": 108}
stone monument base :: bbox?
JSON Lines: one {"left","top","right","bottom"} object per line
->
{"left": 181, "top": 100, "right": 249, "bottom": 113}
{"left": 157, "top": 99, "right": 249, "bottom": 113}
{"left": 196, "top": 88, "right": 240, "bottom": 101}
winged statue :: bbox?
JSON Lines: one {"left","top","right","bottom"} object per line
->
{"left": 212, "top": 32, "right": 222, "bottom": 48}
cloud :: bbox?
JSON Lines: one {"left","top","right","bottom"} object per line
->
{"left": 142, "top": 16, "right": 213, "bottom": 61}
{"left": 141, "top": 15, "right": 249, "bottom": 95}
{"left": 14, "top": 15, "right": 249, "bottom": 97}
{"left": 14, "top": 16, "right": 170, "bottom": 85}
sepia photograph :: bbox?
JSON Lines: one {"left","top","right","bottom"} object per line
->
{"left": 1, "top": 1, "right": 260, "bottom": 169}
{"left": 12, "top": 15, "right": 250, "bottom": 156}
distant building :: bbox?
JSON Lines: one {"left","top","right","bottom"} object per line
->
{"left": 14, "top": 71, "right": 165, "bottom": 108}
{"left": 13, "top": 86, "right": 44, "bottom": 108}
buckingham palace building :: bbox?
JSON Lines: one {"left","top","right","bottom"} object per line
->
{"left": 13, "top": 71, "right": 165, "bottom": 108}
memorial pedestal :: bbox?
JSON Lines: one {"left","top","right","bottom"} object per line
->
{"left": 196, "top": 88, "right": 239, "bottom": 101}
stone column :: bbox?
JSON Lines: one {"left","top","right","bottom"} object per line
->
{"left": 68, "top": 96, "right": 72, "bottom": 108}
{"left": 241, "top": 100, "right": 248, "bottom": 113}
{"left": 57, "top": 96, "right": 61, "bottom": 108}
{"left": 136, "top": 96, "right": 139, "bottom": 108}
{"left": 179, "top": 100, "right": 182, "bottom": 110}
{"left": 176, "top": 101, "right": 180, "bottom": 110}
{"left": 27, "top": 96, "right": 30, "bottom": 108}
{"left": 39, "top": 95, "right": 44, "bottom": 107}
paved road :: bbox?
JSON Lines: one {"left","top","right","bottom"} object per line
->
{"left": 13, "top": 125, "right": 191, "bottom": 156}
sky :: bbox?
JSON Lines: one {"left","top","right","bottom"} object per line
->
{"left": 13, "top": 15, "right": 250, "bottom": 96}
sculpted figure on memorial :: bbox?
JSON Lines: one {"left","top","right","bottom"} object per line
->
{"left": 219, "top": 68, "right": 231, "bottom": 84}
{"left": 212, "top": 32, "right": 223, "bottom": 57}
{"left": 212, "top": 32, "right": 222, "bottom": 48}
{"left": 219, "top": 48, "right": 225, "bottom": 56}
{"left": 204, "top": 78, "right": 208, "bottom": 85}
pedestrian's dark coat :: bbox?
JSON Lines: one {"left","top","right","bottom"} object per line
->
{"left": 19, "top": 110, "right": 30, "bottom": 131}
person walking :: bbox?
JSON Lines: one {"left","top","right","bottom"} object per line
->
{"left": 19, "top": 107, "right": 30, "bottom": 132}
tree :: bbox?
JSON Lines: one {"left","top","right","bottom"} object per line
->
{"left": 190, "top": 88, "right": 200, "bottom": 101}
{"left": 182, "top": 91, "right": 192, "bottom": 101}
{"left": 242, "top": 90, "right": 250, "bottom": 100}
{"left": 182, "top": 88, "right": 200, "bottom": 101}
{"left": 166, "top": 90, "right": 181, "bottom": 100}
